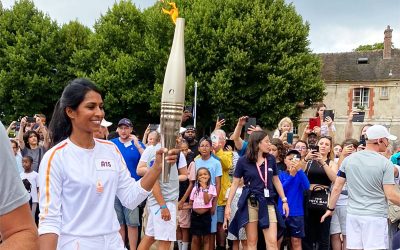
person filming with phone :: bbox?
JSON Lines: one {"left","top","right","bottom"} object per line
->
{"left": 18, "top": 116, "right": 49, "bottom": 172}
{"left": 302, "top": 136, "right": 338, "bottom": 250}
{"left": 315, "top": 103, "right": 335, "bottom": 138}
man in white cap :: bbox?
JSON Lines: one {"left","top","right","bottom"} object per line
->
{"left": 321, "top": 125, "right": 400, "bottom": 250}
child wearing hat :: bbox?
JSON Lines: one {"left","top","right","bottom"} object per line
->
{"left": 277, "top": 150, "right": 310, "bottom": 250}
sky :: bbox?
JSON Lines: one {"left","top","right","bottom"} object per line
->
{"left": 1, "top": 0, "right": 399, "bottom": 53}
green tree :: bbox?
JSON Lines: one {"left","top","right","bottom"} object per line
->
{"left": 71, "top": 0, "right": 165, "bottom": 126}
{"left": 0, "top": 0, "right": 61, "bottom": 123}
{"left": 171, "top": 0, "right": 324, "bottom": 130}
{"left": 354, "top": 42, "right": 386, "bottom": 51}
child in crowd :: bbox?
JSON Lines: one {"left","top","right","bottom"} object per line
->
{"left": 273, "top": 117, "right": 293, "bottom": 143}
{"left": 223, "top": 178, "right": 247, "bottom": 250}
{"left": 176, "top": 140, "right": 195, "bottom": 250}
{"left": 278, "top": 150, "right": 310, "bottom": 250}
{"left": 190, "top": 167, "right": 217, "bottom": 250}
{"left": 20, "top": 155, "right": 39, "bottom": 219}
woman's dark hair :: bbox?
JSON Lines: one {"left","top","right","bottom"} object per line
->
{"left": 270, "top": 138, "right": 286, "bottom": 162}
{"left": 246, "top": 130, "right": 269, "bottom": 162}
{"left": 23, "top": 130, "right": 40, "bottom": 149}
{"left": 49, "top": 78, "right": 101, "bottom": 146}
{"left": 194, "top": 167, "right": 212, "bottom": 196}
{"left": 315, "top": 103, "right": 326, "bottom": 117}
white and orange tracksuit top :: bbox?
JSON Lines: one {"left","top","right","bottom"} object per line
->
{"left": 38, "top": 138, "right": 150, "bottom": 237}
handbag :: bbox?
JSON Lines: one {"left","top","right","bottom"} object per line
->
{"left": 307, "top": 185, "right": 329, "bottom": 211}
{"left": 305, "top": 161, "right": 330, "bottom": 211}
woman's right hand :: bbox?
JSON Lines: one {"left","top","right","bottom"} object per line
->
{"left": 222, "top": 218, "right": 228, "bottom": 230}
{"left": 20, "top": 117, "right": 27, "bottom": 128}
{"left": 224, "top": 206, "right": 231, "bottom": 222}
{"left": 304, "top": 150, "right": 316, "bottom": 162}
{"left": 237, "top": 116, "right": 248, "bottom": 127}
{"left": 144, "top": 124, "right": 151, "bottom": 134}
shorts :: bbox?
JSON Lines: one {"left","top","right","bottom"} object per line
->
{"left": 330, "top": 205, "right": 347, "bottom": 235}
{"left": 114, "top": 197, "right": 140, "bottom": 227}
{"left": 217, "top": 206, "right": 225, "bottom": 223}
{"left": 248, "top": 200, "right": 277, "bottom": 223}
{"left": 283, "top": 216, "right": 305, "bottom": 238}
{"left": 145, "top": 202, "right": 177, "bottom": 241}
{"left": 178, "top": 209, "right": 191, "bottom": 228}
{"left": 191, "top": 211, "right": 211, "bottom": 236}
{"left": 57, "top": 232, "right": 125, "bottom": 250}
{"left": 346, "top": 214, "right": 388, "bottom": 250}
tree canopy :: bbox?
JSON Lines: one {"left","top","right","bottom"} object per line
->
{"left": 354, "top": 42, "right": 395, "bottom": 52}
{"left": 0, "top": 0, "right": 325, "bottom": 133}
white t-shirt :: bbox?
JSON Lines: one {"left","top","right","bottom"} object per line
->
{"left": 38, "top": 138, "right": 150, "bottom": 237}
{"left": 340, "top": 150, "right": 395, "bottom": 217}
{"left": 21, "top": 171, "right": 39, "bottom": 203}
{"left": 139, "top": 143, "right": 187, "bottom": 207}
{"left": 0, "top": 121, "right": 30, "bottom": 215}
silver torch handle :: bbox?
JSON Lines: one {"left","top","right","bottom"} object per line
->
{"left": 160, "top": 18, "right": 186, "bottom": 183}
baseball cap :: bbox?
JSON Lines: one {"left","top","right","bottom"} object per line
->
{"left": 366, "top": 125, "right": 397, "bottom": 140}
{"left": 185, "top": 125, "right": 196, "bottom": 132}
{"left": 100, "top": 119, "right": 112, "bottom": 127}
{"left": 118, "top": 118, "right": 133, "bottom": 127}
{"left": 286, "top": 149, "right": 301, "bottom": 159}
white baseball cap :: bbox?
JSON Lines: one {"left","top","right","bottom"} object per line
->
{"left": 366, "top": 125, "right": 397, "bottom": 140}
{"left": 100, "top": 119, "right": 112, "bottom": 128}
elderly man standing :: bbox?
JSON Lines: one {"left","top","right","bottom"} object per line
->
{"left": 322, "top": 125, "right": 400, "bottom": 250}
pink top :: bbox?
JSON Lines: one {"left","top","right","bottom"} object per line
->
{"left": 190, "top": 184, "right": 217, "bottom": 209}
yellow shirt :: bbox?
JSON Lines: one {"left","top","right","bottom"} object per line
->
{"left": 215, "top": 149, "right": 233, "bottom": 206}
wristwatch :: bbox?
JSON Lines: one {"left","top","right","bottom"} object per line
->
{"left": 281, "top": 197, "right": 288, "bottom": 203}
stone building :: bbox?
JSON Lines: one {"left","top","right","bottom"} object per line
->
{"left": 299, "top": 25, "right": 400, "bottom": 144}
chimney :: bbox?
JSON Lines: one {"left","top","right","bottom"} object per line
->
{"left": 383, "top": 25, "right": 393, "bottom": 59}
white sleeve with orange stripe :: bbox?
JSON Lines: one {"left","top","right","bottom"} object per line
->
{"left": 114, "top": 145, "right": 151, "bottom": 210}
{"left": 38, "top": 142, "right": 66, "bottom": 236}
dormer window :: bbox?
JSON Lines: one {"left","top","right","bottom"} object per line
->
{"left": 357, "top": 58, "right": 368, "bottom": 64}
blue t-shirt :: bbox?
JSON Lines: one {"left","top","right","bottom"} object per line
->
{"left": 111, "top": 138, "right": 145, "bottom": 181}
{"left": 238, "top": 141, "right": 248, "bottom": 157}
{"left": 194, "top": 157, "right": 222, "bottom": 186}
{"left": 234, "top": 154, "right": 277, "bottom": 197}
{"left": 277, "top": 170, "right": 310, "bottom": 216}
{"left": 390, "top": 152, "right": 400, "bottom": 165}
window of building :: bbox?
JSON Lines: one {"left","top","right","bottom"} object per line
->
{"left": 380, "top": 87, "right": 389, "bottom": 99}
{"left": 352, "top": 88, "right": 370, "bottom": 109}
{"left": 293, "top": 126, "right": 298, "bottom": 135}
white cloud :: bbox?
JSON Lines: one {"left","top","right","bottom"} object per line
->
{"left": 2, "top": 0, "right": 399, "bottom": 53}
{"left": 309, "top": 25, "right": 400, "bottom": 53}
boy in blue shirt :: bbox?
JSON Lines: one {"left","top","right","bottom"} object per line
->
{"left": 278, "top": 150, "right": 310, "bottom": 250}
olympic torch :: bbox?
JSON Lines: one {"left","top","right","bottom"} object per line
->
{"left": 160, "top": 18, "right": 186, "bottom": 183}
